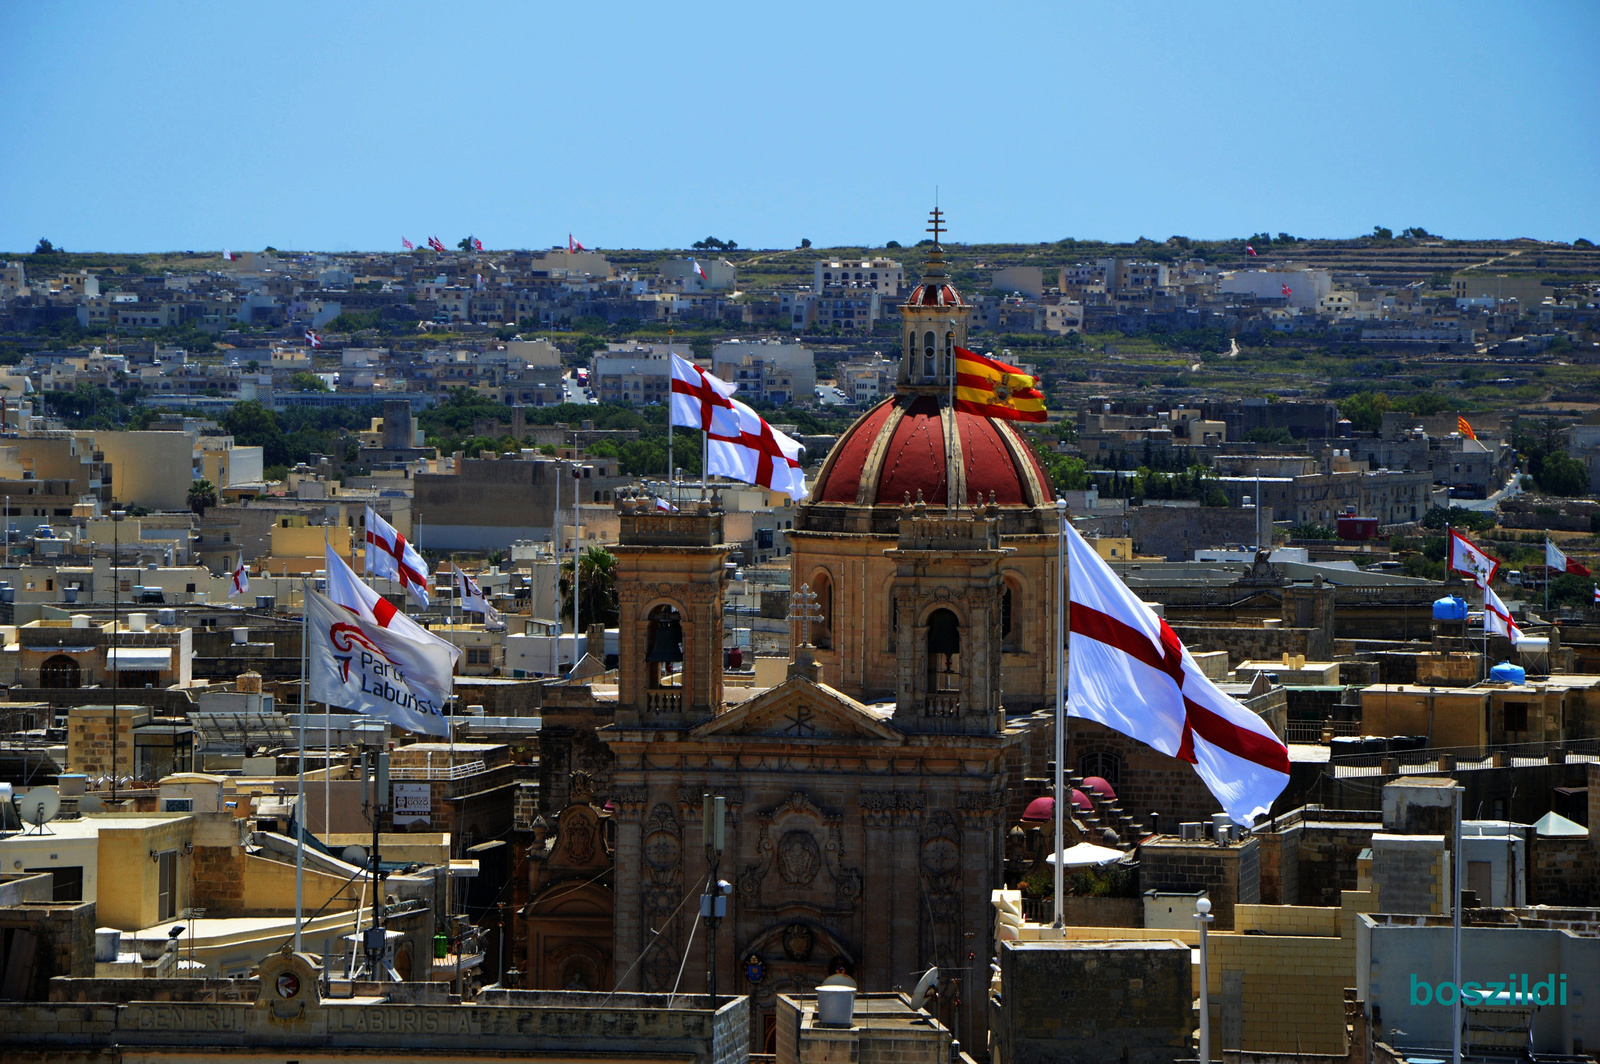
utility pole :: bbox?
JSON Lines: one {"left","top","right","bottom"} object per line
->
{"left": 701, "top": 794, "right": 729, "bottom": 1007}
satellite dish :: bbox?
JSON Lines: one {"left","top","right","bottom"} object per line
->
{"left": 17, "top": 787, "right": 61, "bottom": 833}
{"left": 341, "top": 845, "right": 369, "bottom": 868}
{"left": 910, "top": 966, "right": 939, "bottom": 1012}
{"left": 78, "top": 794, "right": 104, "bottom": 814}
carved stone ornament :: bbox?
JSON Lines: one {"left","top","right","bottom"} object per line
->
{"left": 776, "top": 830, "right": 822, "bottom": 886}
{"left": 782, "top": 922, "right": 814, "bottom": 962}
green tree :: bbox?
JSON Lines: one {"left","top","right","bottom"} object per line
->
{"left": 1537, "top": 452, "right": 1588, "bottom": 496}
{"left": 1290, "top": 522, "right": 1338, "bottom": 540}
{"left": 187, "top": 478, "right": 218, "bottom": 517}
{"left": 560, "top": 546, "right": 619, "bottom": 630}
{"left": 290, "top": 371, "right": 329, "bottom": 392}
{"left": 1243, "top": 426, "right": 1294, "bottom": 446}
{"left": 1372, "top": 226, "right": 1394, "bottom": 241}
{"left": 800, "top": 238, "right": 812, "bottom": 249}
{"left": 33, "top": 239, "right": 54, "bottom": 254}
{"left": 1338, "top": 391, "right": 1394, "bottom": 433}
{"left": 457, "top": 235, "right": 475, "bottom": 253}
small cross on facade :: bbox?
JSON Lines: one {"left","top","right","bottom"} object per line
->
{"left": 789, "top": 583, "right": 821, "bottom": 648}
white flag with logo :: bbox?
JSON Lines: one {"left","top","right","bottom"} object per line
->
{"left": 306, "top": 590, "right": 454, "bottom": 735}
{"left": 1449, "top": 529, "right": 1499, "bottom": 588}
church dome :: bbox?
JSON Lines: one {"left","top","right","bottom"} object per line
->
{"left": 906, "top": 281, "right": 963, "bottom": 307}
{"left": 805, "top": 393, "right": 1053, "bottom": 519}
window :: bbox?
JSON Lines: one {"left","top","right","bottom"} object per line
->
{"left": 923, "top": 331, "right": 937, "bottom": 378}
{"left": 157, "top": 851, "right": 177, "bottom": 921}
{"left": 1078, "top": 751, "right": 1123, "bottom": 788}
{"left": 467, "top": 647, "right": 491, "bottom": 666}
{"left": 927, "top": 609, "right": 961, "bottom": 691}
{"left": 1001, "top": 586, "right": 1014, "bottom": 639}
{"left": 1504, "top": 701, "right": 1529, "bottom": 732}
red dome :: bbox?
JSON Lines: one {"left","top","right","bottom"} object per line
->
{"left": 810, "top": 395, "right": 1052, "bottom": 510}
{"left": 1082, "top": 777, "right": 1116, "bottom": 801}
{"left": 1021, "top": 796, "right": 1054, "bottom": 822}
{"left": 906, "top": 282, "right": 963, "bottom": 307}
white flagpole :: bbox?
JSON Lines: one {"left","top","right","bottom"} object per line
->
{"left": 1545, "top": 534, "right": 1551, "bottom": 618}
{"left": 1054, "top": 497, "right": 1067, "bottom": 928}
{"left": 321, "top": 525, "right": 331, "bottom": 841}
{"left": 296, "top": 575, "right": 307, "bottom": 952}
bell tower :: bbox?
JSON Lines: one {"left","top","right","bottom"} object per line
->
{"left": 898, "top": 208, "right": 971, "bottom": 392}
{"left": 612, "top": 498, "right": 730, "bottom": 728}
{"left": 887, "top": 493, "right": 1012, "bottom": 735}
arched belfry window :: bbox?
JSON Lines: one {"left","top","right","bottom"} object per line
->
{"left": 906, "top": 331, "right": 915, "bottom": 362}
{"left": 926, "top": 609, "right": 961, "bottom": 691}
{"left": 644, "top": 604, "right": 683, "bottom": 688}
{"left": 945, "top": 331, "right": 954, "bottom": 375}
{"left": 922, "top": 331, "right": 937, "bottom": 379}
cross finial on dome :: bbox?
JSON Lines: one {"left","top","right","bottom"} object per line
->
{"left": 926, "top": 207, "right": 945, "bottom": 248}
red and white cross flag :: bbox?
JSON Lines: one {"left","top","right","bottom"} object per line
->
{"left": 454, "top": 568, "right": 500, "bottom": 625}
{"left": 1281, "top": 283, "right": 1293, "bottom": 298}
{"left": 428, "top": 236, "right": 446, "bottom": 252}
{"left": 313, "top": 547, "right": 459, "bottom": 736}
{"left": 1245, "top": 244, "right": 1257, "bottom": 256}
{"left": 706, "top": 399, "right": 809, "bottom": 502}
{"left": 569, "top": 234, "right": 586, "bottom": 252}
{"left": 1483, "top": 585, "right": 1521, "bottom": 646}
{"left": 228, "top": 560, "right": 250, "bottom": 598}
{"left": 1547, "top": 538, "right": 1592, "bottom": 577}
{"left": 1593, "top": 586, "right": 1599, "bottom": 604}
{"left": 670, "top": 354, "right": 741, "bottom": 436}
{"left": 1449, "top": 529, "right": 1499, "bottom": 588}
{"left": 402, "top": 238, "right": 414, "bottom": 250}
{"left": 1066, "top": 521, "right": 1289, "bottom": 824}
{"left": 304, "top": 329, "right": 321, "bottom": 349}
{"left": 473, "top": 237, "right": 483, "bottom": 252}
{"left": 364, "top": 505, "right": 430, "bottom": 608}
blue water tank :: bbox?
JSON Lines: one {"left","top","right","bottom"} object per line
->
{"left": 1489, "top": 661, "right": 1526, "bottom": 684}
{"left": 1433, "top": 595, "right": 1468, "bottom": 621}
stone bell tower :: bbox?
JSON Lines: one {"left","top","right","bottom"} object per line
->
{"left": 887, "top": 493, "right": 1012, "bottom": 736}
{"left": 611, "top": 498, "right": 730, "bottom": 728}
{"left": 898, "top": 207, "right": 971, "bottom": 392}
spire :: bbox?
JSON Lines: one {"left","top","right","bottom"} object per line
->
{"left": 923, "top": 207, "right": 949, "bottom": 282}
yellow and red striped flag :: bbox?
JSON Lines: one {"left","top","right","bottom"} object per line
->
{"left": 1458, "top": 415, "right": 1476, "bottom": 440}
{"left": 953, "top": 346, "right": 1047, "bottom": 422}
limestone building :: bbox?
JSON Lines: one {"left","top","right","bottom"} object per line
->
{"left": 531, "top": 219, "right": 1056, "bottom": 1053}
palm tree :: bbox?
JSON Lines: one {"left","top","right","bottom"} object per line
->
{"left": 187, "top": 478, "right": 218, "bottom": 517}
{"left": 559, "top": 545, "right": 619, "bottom": 629}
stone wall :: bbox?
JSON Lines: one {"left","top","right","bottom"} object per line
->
{"left": 994, "top": 940, "right": 1191, "bottom": 1064}
{"left": 1137, "top": 838, "right": 1259, "bottom": 930}
{"left": 1369, "top": 834, "right": 1445, "bottom": 914}
{"left": 1530, "top": 836, "right": 1600, "bottom": 907}
{"left": 0, "top": 900, "right": 96, "bottom": 999}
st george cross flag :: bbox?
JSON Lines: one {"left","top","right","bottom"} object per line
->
{"left": 454, "top": 569, "right": 500, "bottom": 625}
{"left": 312, "top": 547, "right": 459, "bottom": 735}
{"left": 1547, "top": 539, "right": 1592, "bottom": 577}
{"left": 1066, "top": 521, "right": 1289, "bottom": 824}
{"left": 364, "top": 505, "right": 430, "bottom": 608}
{"left": 228, "top": 560, "right": 250, "bottom": 599}
{"left": 1449, "top": 529, "right": 1499, "bottom": 588}
{"left": 1483, "top": 585, "right": 1521, "bottom": 645}
{"left": 669, "top": 354, "right": 741, "bottom": 436}
{"left": 707, "top": 399, "right": 809, "bottom": 502}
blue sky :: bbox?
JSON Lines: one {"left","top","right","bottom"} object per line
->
{"left": 2, "top": 1, "right": 1596, "bottom": 252}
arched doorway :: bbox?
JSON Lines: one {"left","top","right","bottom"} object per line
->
{"left": 40, "top": 654, "right": 79, "bottom": 688}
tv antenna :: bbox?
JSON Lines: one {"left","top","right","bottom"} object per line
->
{"left": 16, "top": 786, "right": 61, "bottom": 834}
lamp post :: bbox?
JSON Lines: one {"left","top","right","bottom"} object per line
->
{"left": 110, "top": 508, "right": 125, "bottom": 802}
{"left": 1196, "top": 896, "right": 1214, "bottom": 1063}
{"left": 1053, "top": 497, "right": 1067, "bottom": 928}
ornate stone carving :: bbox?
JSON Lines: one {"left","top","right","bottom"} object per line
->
{"left": 859, "top": 790, "right": 926, "bottom": 828}
{"left": 919, "top": 810, "right": 962, "bottom": 970}
{"left": 782, "top": 923, "right": 814, "bottom": 962}
{"left": 776, "top": 830, "right": 821, "bottom": 886}
{"left": 956, "top": 789, "right": 1007, "bottom": 821}
{"left": 640, "top": 802, "right": 683, "bottom": 992}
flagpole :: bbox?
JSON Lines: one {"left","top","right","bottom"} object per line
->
{"left": 667, "top": 316, "right": 676, "bottom": 507}
{"left": 1545, "top": 533, "right": 1551, "bottom": 618}
{"left": 296, "top": 574, "right": 307, "bottom": 952}
{"left": 1054, "top": 497, "right": 1067, "bottom": 929}
{"left": 574, "top": 465, "right": 583, "bottom": 665}
{"left": 322, "top": 524, "right": 331, "bottom": 842}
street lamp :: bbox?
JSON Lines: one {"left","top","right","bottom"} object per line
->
{"left": 110, "top": 509, "right": 125, "bottom": 802}
{"left": 1195, "top": 896, "right": 1214, "bottom": 1063}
